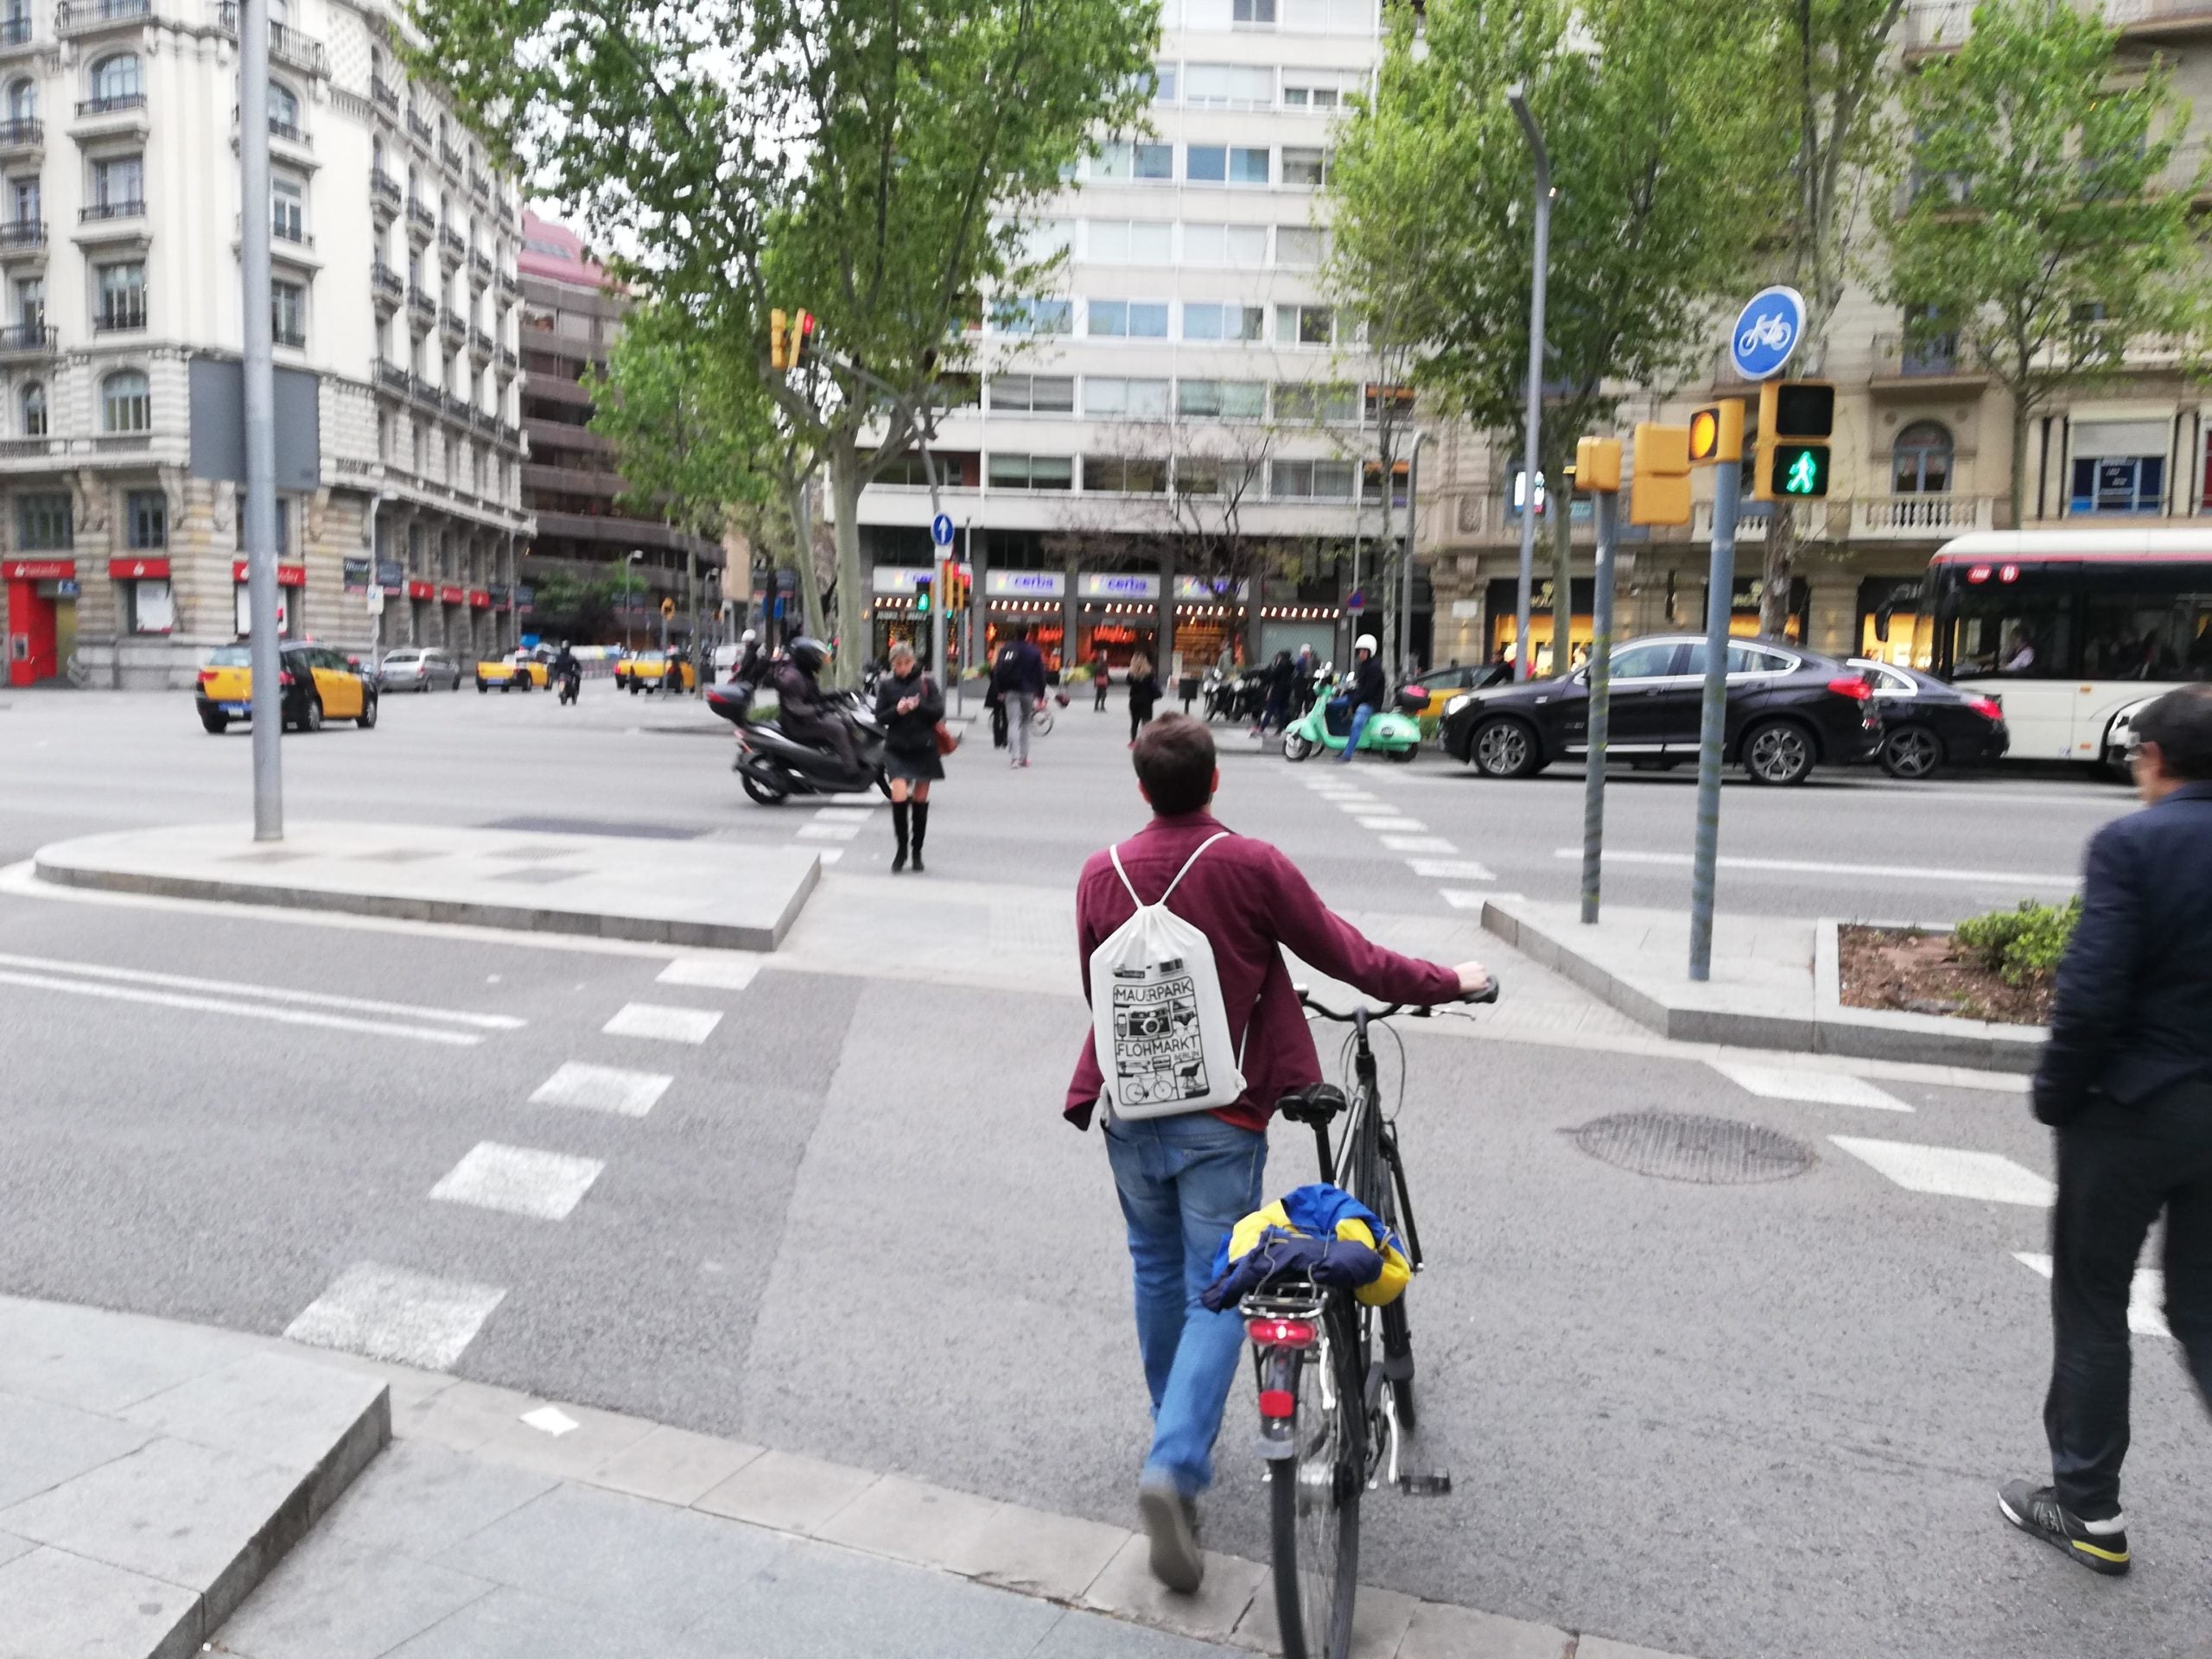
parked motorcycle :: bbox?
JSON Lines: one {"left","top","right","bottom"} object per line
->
{"left": 1280, "top": 677, "right": 1425, "bottom": 763}
{"left": 706, "top": 681, "right": 890, "bottom": 804}
{"left": 1201, "top": 669, "right": 1268, "bottom": 726}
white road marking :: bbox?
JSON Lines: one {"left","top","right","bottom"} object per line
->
{"left": 810, "top": 808, "right": 874, "bottom": 823}
{"left": 817, "top": 849, "right": 845, "bottom": 864}
{"left": 603, "top": 1002, "right": 722, "bottom": 1045}
{"left": 530, "top": 1061, "right": 672, "bottom": 1118}
{"left": 1407, "top": 858, "right": 1497, "bottom": 881}
{"left": 0, "top": 969, "right": 486, "bottom": 1046}
{"left": 2013, "top": 1253, "right": 2171, "bottom": 1338}
{"left": 1828, "top": 1136, "right": 2054, "bottom": 1206}
{"left": 284, "top": 1262, "right": 506, "bottom": 1371}
{"left": 0, "top": 952, "right": 524, "bottom": 1028}
{"left": 1439, "top": 890, "right": 1489, "bottom": 911}
{"left": 823, "top": 791, "right": 880, "bottom": 805}
{"left": 1552, "top": 849, "right": 2080, "bottom": 887}
{"left": 1331, "top": 798, "right": 1385, "bottom": 811}
{"left": 429, "top": 1142, "right": 604, "bottom": 1221}
{"left": 1713, "top": 1061, "right": 1912, "bottom": 1113}
{"left": 658, "top": 957, "right": 764, "bottom": 992}
{"left": 1354, "top": 817, "right": 1427, "bottom": 833}
{"left": 521, "top": 1405, "right": 581, "bottom": 1437}
{"left": 1380, "top": 835, "right": 1458, "bottom": 854}
{"left": 796, "top": 823, "right": 861, "bottom": 842}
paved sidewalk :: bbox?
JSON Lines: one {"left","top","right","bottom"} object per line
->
{"left": 0, "top": 1296, "right": 386, "bottom": 1659}
{"left": 34, "top": 821, "right": 822, "bottom": 950}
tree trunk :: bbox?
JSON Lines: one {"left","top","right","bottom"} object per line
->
{"left": 1548, "top": 466, "right": 1574, "bottom": 677}
{"left": 782, "top": 477, "right": 830, "bottom": 645}
{"left": 827, "top": 433, "right": 866, "bottom": 690}
{"left": 2009, "top": 399, "right": 2031, "bottom": 530}
{"left": 1759, "top": 500, "right": 1797, "bottom": 640}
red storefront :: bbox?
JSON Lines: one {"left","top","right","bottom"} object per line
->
{"left": 4, "top": 558, "right": 75, "bottom": 685}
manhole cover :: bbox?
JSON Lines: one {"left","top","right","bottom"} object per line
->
{"left": 1570, "top": 1112, "right": 1815, "bottom": 1185}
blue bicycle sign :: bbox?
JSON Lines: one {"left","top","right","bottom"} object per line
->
{"left": 1730, "top": 286, "right": 1805, "bottom": 381}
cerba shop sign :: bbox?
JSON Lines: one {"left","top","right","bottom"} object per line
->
{"left": 1078, "top": 572, "right": 1160, "bottom": 601}
{"left": 983, "top": 570, "right": 1065, "bottom": 599}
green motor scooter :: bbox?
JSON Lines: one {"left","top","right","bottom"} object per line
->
{"left": 1281, "top": 678, "right": 1423, "bottom": 763}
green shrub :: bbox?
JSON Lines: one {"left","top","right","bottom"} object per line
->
{"left": 1954, "top": 896, "right": 2082, "bottom": 988}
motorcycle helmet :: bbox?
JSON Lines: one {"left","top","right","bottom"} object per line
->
{"left": 788, "top": 636, "right": 830, "bottom": 676}
{"left": 1355, "top": 633, "right": 1379, "bottom": 657}
{"left": 741, "top": 628, "right": 758, "bottom": 645}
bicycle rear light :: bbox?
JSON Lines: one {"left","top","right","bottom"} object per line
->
{"left": 1258, "top": 1389, "right": 1297, "bottom": 1420}
{"left": 1246, "top": 1317, "right": 1316, "bottom": 1348}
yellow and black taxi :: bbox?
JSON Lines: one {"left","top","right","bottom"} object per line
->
{"left": 476, "top": 648, "right": 550, "bottom": 693}
{"left": 195, "top": 641, "right": 378, "bottom": 734}
{"left": 624, "top": 649, "right": 696, "bottom": 694}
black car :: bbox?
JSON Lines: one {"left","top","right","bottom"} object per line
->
{"left": 1438, "top": 633, "right": 1882, "bottom": 785}
{"left": 1847, "top": 658, "right": 2010, "bottom": 779}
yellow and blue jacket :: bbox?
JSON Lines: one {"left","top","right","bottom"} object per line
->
{"left": 1200, "top": 1183, "right": 1411, "bottom": 1311}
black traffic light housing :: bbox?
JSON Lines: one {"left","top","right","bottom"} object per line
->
{"left": 1752, "top": 379, "right": 1835, "bottom": 502}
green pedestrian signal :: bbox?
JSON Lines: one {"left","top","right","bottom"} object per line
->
{"left": 1770, "top": 442, "right": 1830, "bottom": 499}
{"left": 914, "top": 577, "right": 932, "bottom": 614}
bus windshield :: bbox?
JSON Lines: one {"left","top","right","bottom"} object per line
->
{"left": 1929, "top": 556, "right": 2212, "bottom": 684}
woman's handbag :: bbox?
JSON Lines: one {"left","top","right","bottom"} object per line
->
{"left": 935, "top": 720, "right": 959, "bottom": 756}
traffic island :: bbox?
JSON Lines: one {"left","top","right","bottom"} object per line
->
{"left": 1481, "top": 896, "right": 2046, "bottom": 1073}
{"left": 33, "top": 821, "right": 823, "bottom": 951}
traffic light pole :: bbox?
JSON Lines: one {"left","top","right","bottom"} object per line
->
{"left": 1507, "top": 85, "right": 1549, "bottom": 685}
{"left": 1579, "top": 487, "right": 1618, "bottom": 925}
{"left": 1688, "top": 459, "right": 1740, "bottom": 980}
{"left": 241, "top": 0, "right": 282, "bottom": 840}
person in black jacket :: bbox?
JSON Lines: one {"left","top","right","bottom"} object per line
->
{"left": 1999, "top": 683, "right": 2212, "bottom": 1577}
{"left": 992, "top": 621, "right": 1048, "bottom": 769}
{"left": 874, "top": 640, "right": 944, "bottom": 874}
{"left": 771, "top": 637, "right": 861, "bottom": 777}
{"left": 1125, "top": 651, "right": 1160, "bottom": 747}
{"left": 1334, "top": 633, "right": 1386, "bottom": 764}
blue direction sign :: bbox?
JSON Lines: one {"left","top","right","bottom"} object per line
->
{"left": 931, "top": 512, "right": 955, "bottom": 547}
{"left": 1729, "top": 285, "right": 1805, "bottom": 381}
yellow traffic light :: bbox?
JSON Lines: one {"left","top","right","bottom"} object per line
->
{"left": 1573, "top": 435, "right": 1622, "bottom": 495}
{"left": 1686, "top": 400, "right": 1745, "bottom": 467}
{"left": 770, "top": 309, "right": 791, "bottom": 371}
{"left": 1628, "top": 423, "right": 1692, "bottom": 527}
{"left": 1753, "top": 380, "right": 1835, "bottom": 502}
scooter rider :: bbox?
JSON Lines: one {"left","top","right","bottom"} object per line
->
{"left": 552, "top": 639, "right": 580, "bottom": 698}
{"left": 1333, "top": 633, "right": 1386, "bottom": 763}
{"left": 772, "top": 637, "right": 863, "bottom": 778}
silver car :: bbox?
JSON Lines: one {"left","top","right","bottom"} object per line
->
{"left": 375, "top": 647, "right": 463, "bottom": 692}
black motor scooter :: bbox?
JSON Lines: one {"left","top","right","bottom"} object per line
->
{"left": 556, "top": 664, "right": 582, "bottom": 705}
{"left": 705, "top": 681, "right": 889, "bottom": 804}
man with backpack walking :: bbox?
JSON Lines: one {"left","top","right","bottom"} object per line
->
{"left": 1063, "top": 715, "right": 1490, "bottom": 1592}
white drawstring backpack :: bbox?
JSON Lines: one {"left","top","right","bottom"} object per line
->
{"left": 1090, "top": 832, "right": 1245, "bottom": 1119}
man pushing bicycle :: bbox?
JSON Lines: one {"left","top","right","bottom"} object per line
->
{"left": 1064, "top": 714, "right": 1490, "bottom": 1592}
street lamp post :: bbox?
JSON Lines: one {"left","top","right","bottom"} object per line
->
{"left": 240, "top": 0, "right": 282, "bottom": 837}
{"left": 1507, "top": 83, "right": 1550, "bottom": 685}
{"left": 1399, "top": 430, "right": 1426, "bottom": 679}
{"left": 624, "top": 550, "right": 643, "bottom": 652}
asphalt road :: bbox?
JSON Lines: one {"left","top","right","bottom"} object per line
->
{"left": 0, "top": 682, "right": 2192, "bottom": 1659}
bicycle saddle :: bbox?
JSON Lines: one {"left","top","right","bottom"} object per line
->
{"left": 1275, "top": 1084, "right": 1348, "bottom": 1126}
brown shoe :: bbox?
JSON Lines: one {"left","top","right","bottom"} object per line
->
{"left": 1137, "top": 1475, "right": 1203, "bottom": 1592}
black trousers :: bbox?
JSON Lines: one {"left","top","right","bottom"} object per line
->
{"left": 2045, "top": 1077, "right": 2212, "bottom": 1517}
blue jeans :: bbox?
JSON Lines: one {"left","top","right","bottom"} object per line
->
{"left": 1103, "top": 1111, "right": 1268, "bottom": 1497}
{"left": 1337, "top": 701, "right": 1377, "bottom": 761}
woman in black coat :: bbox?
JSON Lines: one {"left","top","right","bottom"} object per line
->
{"left": 1125, "top": 650, "right": 1161, "bottom": 747}
{"left": 874, "top": 640, "right": 944, "bottom": 874}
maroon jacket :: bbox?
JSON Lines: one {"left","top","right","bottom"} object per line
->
{"left": 1065, "top": 810, "right": 1462, "bottom": 1133}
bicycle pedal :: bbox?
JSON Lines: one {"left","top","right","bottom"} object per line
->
{"left": 1397, "top": 1471, "right": 1452, "bottom": 1497}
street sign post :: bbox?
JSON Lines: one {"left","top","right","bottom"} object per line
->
{"left": 931, "top": 513, "right": 954, "bottom": 549}
{"left": 1573, "top": 436, "right": 1622, "bottom": 925}
{"left": 930, "top": 512, "right": 955, "bottom": 688}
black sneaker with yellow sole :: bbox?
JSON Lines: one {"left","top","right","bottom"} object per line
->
{"left": 1999, "top": 1479, "right": 2130, "bottom": 1576}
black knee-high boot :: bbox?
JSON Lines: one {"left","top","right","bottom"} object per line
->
{"left": 911, "top": 800, "right": 929, "bottom": 873}
{"left": 891, "top": 799, "right": 910, "bottom": 873}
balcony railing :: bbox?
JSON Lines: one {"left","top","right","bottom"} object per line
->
{"left": 374, "top": 359, "right": 409, "bottom": 395}
{"left": 0, "top": 321, "right": 55, "bottom": 353}
{"left": 1904, "top": 2, "right": 1972, "bottom": 52}
{"left": 468, "top": 168, "right": 488, "bottom": 200}
{"left": 1855, "top": 493, "right": 1999, "bottom": 539}
{"left": 371, "top": 261, "right": 403, "bottom": 306}
{"left": 406, "top": 108, "right": 432, "bottom": 145}
{"left": 496, "top": 269, "right": 519, "bottom": 299}
{"left": 55, "top": 0, "right": 150, "bottom": 40}
{"left": 372, "top": 76, "right": 398, "bottom": 113}
{"left": 1872, "top": 330, "right": 1981, "bottom": 380}
{"left": 439, "top": 226, "right": 465, "bottom": 260}
{"left": 76, "top": 92, "right": 146, "bottom": 118}
{"left": 0, "top": 219, "right": 43, "bottom": 249}
{"left": 2107, "top": 0, "right": 2212, "bottom": 37}
{"left": 216, "top": 2, "right": 327, "bottom": 77}
{"left": 468, "top": 248, "right": 493, "bottom": 281}
{"left": 406, "top": 284, "right": 435, "bottom": 321}
{"left": 272, "top": 221, "right": 313, "bottom": 250}
{"left": 0, "top": 15, "right": 29, "bottom": 45}
{"left": 371, "top": 169, "right": 401, "bottom": 213}
{"left": 440, "top": 141, "right": 462, "bottom": 172}
{"left": 440, "top": 307, "right": 468, "bottom": 340}
{"left": 405, "top": 197, "right": 435, "bottom": 234}
{"left": 93, "top": 301, "right": 145, "bottom": 333}
{"left": 408, "top": 372, "right": 436, "bottom": 404}
{"left": 79, "top": 196, "right": 143, "bottom": 221}
{"left": 0, "top": 118, "right": 37, "bottom": 149}
{"left": 273, "top": 322, "right": 304, "bottom": 349}
{"left": 495, "top": 344, "right": 518, "bottom": 372}
{"left": 469, "top": 326, "right": 495, "bottom": 360}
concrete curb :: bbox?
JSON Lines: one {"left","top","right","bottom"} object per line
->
{"left": 1480, "top": 900, "right": 2045, "bottom": 1074}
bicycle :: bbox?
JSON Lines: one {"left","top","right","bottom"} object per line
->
{"left": 1243, "top": 978, "right": 1500, "bottom": 1659}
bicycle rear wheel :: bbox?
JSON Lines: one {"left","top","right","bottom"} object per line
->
{"left": 1269, "top": 1295, "right": 1363, "bottom": 1659}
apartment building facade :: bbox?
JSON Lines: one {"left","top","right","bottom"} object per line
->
{"left": 0, "top": 0, "right": 530, "bottom": 690}
{"left": 852, "top": 0, "right": 1410, "bottom": 677}
{"left": 1418, "top": 0, "right": 2212, "bottom": 678}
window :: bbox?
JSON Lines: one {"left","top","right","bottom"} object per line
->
{"left": 2083, "top": 582, "right": 2212, "bottom": 681}
{"left": 16, "top": 491, "right": 70, "bottom": 550}
{"left": 271, "top": 175, "right": 304, "bottom": 242}
{"left": 1084, "top": 455, "right": 1168, "bottom": 493}
{"left": 1182, "top": 302, "right": 1265, "bottom": 340}
{"left": 1233, "top": 0, "right": 1276, "bottom": 24}
{"left": 96, "top": 261, "right": 146, "bottom": 330}
{"left": 91, "top": 154, "right": 142, "bottom": 212}
{"left": 990, "top": 296, "right": 1071, "bottom": 335}
{"left": 1281, "top": 148, "right": 1329, "bottom": 188}
{"left": 1274, "top": 303, "right": 1335, "bottom": 346}
{"left": 1891, "top": 420, "right": 1953, "bottom": 495}
{"left": 90, "top": 54, "right": 142, "bottom": 105}
{"left": 1275, "top": 226, "right": 1327, "bottom": 268}
{"left": 1176, "top": 379, "right": 1265, "bottom": 419}
{"left": 1282, "top": 72, "right": 1353, "bottom": 109}
{"left": 272, "top": 279, "right": 306, "bottom": 347}
{"left": 987, "top": 453, "right": 1073, "bottom": 491}
{"left": 1089, "top": 142, "right": 1173, "bottom": 181}
{"left": 5, "top": 78, "right": 33, "bottom": 122}
{"left": 1229, "top": 147, "right": 1270, "bottom": 184}
{"left": 1086, "top": 219, "right": 1173, "bottom": 264}
{"left": 1272, "top": 381, "right": 1357, "bottom": 423}
{"left": 1186, "top": 144, "right": 1228, "bottom": 183}
{"left": 2071, "top": 454, "right": 2164, "bottom": 515}
{"left": 1609, "top": 641, "right": 1680, "bottom": 680}
{"left": 18, "top": 380, "right": 41, "bottom": 435}
{"left": 1950, "top": 589, "right": 2075, "bottom": 679}
{"left": 12, "top": 274, "right": 37, "bottom": 328}
{"left": 128, "top": 577, "right": 174, "bottom": 634}
{"left": 101, "top": 369, "right": 149, "bottom": 433}
{"left": 1362, "top": 459, "right": 1409, "bottom": 505}
{"left": 1184, "top": 63, "right": 1274, "bottom": 109}
{"left": 125, "top": 488, "right": 166, "bottom": 550}
{"left": 987, "top": 373, "right": 1074, "bottom": 414}
{"left": 1084, "top": 377, "right": 1170, "bottom": 418}
{"left": 8, "top": 175, "right": 33, "bottom": 226}
{"left": 269, "top": 80, "right": 300, "bottom": 135}
{"left": 1270, "top": 459, "right": 1355, "bottom": 499}
{"left": 1152, "top": 63, "right": 1178, "bottom": 104}
{"left": 1182, "top": 223, "right": 1267, "bottom": 266}
{"left": 1088, "top": 299, "right": 1169, "bottom": 339}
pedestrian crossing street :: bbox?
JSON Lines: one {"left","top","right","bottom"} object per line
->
{"left": 283, "top": 952, "right": 769, "bottom": 1377}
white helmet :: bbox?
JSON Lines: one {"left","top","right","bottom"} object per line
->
{"left": 1355, "top": 633, "right": 1378, "bottom": 656}
{"left": 741, "top": 628, "right": 758, "bottom": 645}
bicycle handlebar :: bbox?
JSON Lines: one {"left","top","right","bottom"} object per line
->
{"left": 1295, "top": 976, "right": 1501, "bottom": 1024}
